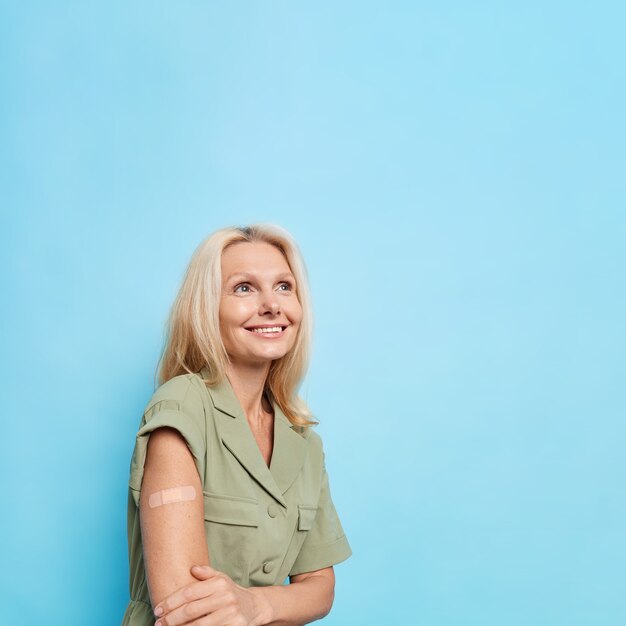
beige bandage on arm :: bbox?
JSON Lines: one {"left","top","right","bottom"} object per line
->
{"left": 148, "top": 485, "right": 197, "bottom": 508}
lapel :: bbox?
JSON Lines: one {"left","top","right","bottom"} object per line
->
{"left": 201, "top": 367, "right": 308, "bottom": 508}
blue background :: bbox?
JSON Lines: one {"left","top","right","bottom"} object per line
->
{"left": 2, "top": 2, "right": 625, "bottom": 625}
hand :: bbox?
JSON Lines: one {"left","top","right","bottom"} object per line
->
{"left": 153, "top": 564, "right": 267, "bottom": 626}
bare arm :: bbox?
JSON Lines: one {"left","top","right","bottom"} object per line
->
{"left": 247, "top": 567, "right": 336, "bottom": 626}
{"left": 139, "top": 426, "right": 210, "bottom": 608}
{"left": 153, "top": 564, "right": 335, "bottom": 626}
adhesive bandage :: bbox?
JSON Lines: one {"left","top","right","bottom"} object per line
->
{"left": 148, "top": 485, "right": 197, "bottom": 508}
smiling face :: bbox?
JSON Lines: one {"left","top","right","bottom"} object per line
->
{"left": 219, "top": 241, "right": 303, "bottom": 366}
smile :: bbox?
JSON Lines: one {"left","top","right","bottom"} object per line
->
{"left": 245, "top": 326, "right": 286, "bottom": 337}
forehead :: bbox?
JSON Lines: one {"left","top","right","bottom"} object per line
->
{"left": 221, "top": 241, "right": 292, "bottom": 276}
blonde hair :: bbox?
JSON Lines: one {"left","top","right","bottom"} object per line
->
{"left": 155, "top": 223, "right": 317, "bottom": 428}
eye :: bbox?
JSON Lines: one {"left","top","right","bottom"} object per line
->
{"left": 233, "top": 283, "right": 252, "bottom": 293}
{"left": 277, "top": 281, "right": 294, "bottom": 292}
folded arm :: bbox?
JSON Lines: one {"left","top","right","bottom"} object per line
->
{"left": 248, "top": 568, "right": 336, "bottom": 625}
{"left": 155, "top": 565, "right": 336, "bottom": 626}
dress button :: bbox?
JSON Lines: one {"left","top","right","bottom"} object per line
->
{"left": 263, "top": 561, "right": 274, "bottom": 574}
{"left": 267, "top": 504, "right": 278, "bottom": 518}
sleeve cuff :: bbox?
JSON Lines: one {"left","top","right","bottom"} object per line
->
{"left": 288, "top": 534, "right": 353, "bottom": 576}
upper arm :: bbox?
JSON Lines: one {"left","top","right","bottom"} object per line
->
{"left": 139, "top": 426, "right": 209, "bottom": 607}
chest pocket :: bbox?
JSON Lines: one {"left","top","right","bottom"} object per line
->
{"left": 204, "top": 491, "right": 259, "bottom": 526}
{"left": 203, "top": 491, "right": 259, "bottom": 586}
{"left": 297, "top": 504, "right": 319, "bottom": 531}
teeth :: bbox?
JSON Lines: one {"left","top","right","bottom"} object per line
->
{"left": 251, "top": 326, "right": 283, "bottom": 334}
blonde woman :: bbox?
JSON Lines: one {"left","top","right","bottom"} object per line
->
{"left": 121, "top": 224, "right": 352, "bottom": 626}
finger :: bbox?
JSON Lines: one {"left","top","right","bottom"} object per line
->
{"left": 194, "top": 606, "right": 237, "bottom": 626}
{"left": 154, "top": 574, "right": 221, "bottom": 618}
{"left": 190, "top": 564, "right": 220, "bottom": 580}
{"left": 154, "top": 590, "right": 227, "bottom": 626}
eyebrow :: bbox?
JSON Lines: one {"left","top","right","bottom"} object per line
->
{"left": 225, "top": 271, "right": 296, "bottom": 283}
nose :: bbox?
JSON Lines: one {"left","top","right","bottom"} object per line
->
{"left": 260, "top": 291, "right": 280, "bottom": 315}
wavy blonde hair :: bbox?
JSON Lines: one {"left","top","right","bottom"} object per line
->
{"left": 155, "top": 223, "right": 317, "bottom": 428}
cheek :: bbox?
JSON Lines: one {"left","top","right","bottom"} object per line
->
{"left": 291, "top": 301, "right": 304, "bottom": 325}
{"left": 220, "top": 301, "right": 252, "bottom": 327}
{"left": 218, "top": 314, "right": 241, "bottom": 347}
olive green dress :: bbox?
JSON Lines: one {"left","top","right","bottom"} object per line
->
{"left": 121, "top": 367, "right": 352, "bottom": 625}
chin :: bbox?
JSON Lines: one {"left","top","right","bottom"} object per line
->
{"left": 236, "top": 350, "right": 287, "bottom": 364}
{"left": 260, "top": 351, "right": 288, "bottom": 361}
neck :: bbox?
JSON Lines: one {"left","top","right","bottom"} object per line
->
{"left": 225, "top": 361, "right": 273, "bottom": 429}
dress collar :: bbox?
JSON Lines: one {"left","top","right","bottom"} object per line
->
{"left": 199, "top": 366, "right": 309, "bottom": 508}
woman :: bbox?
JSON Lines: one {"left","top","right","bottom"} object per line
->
{"left": 121, "top": 224, "right": 353, "bottom": 626}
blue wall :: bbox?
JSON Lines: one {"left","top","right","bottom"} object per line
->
{"left": 2, "top": 2, "right": 625, "bottom": 624}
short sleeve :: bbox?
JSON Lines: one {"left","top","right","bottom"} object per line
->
{"left": 289, "top": 445, "right": 353, "bottom": 576}
{"left": 128, "top": 375, "right": 207, "bottom": 508}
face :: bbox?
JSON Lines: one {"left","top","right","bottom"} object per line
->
{"left": 219, "top": 241, "right": 303, "bottom": 366}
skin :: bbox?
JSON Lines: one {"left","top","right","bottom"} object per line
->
{"left": 142, "top": 241, "right": 336, "bottom": 626}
